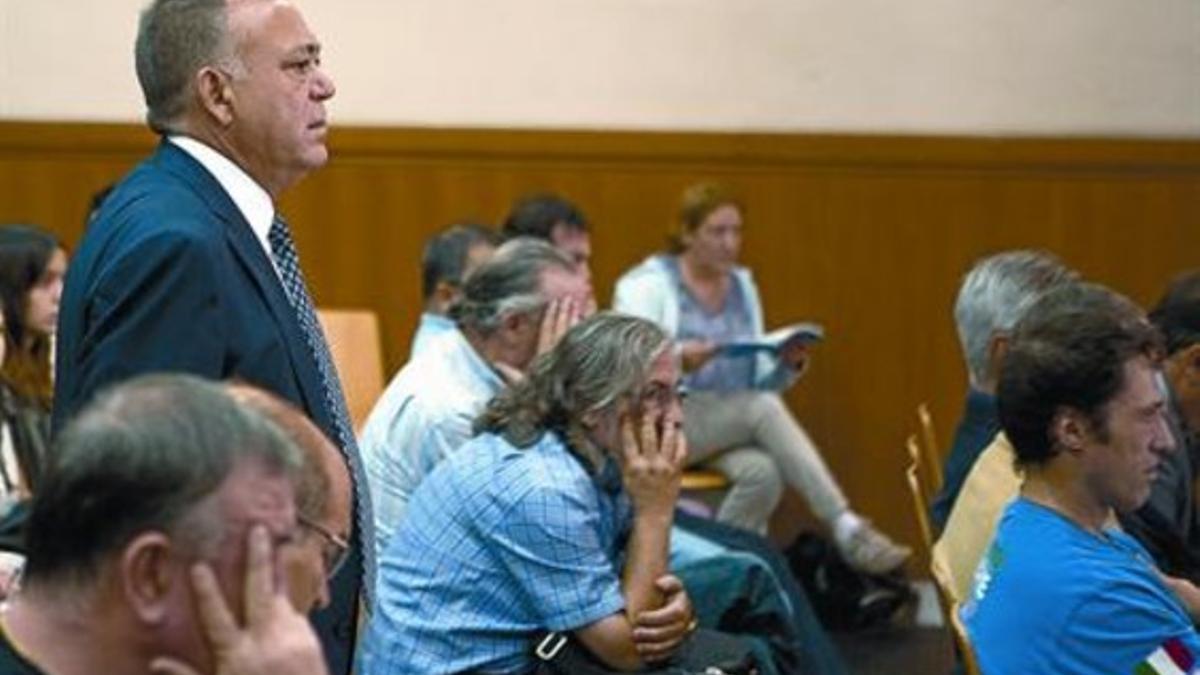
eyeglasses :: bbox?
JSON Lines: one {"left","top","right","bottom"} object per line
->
{"left": 636, "top": 382, "right": 688, "bottom": 410}
{"left": 297, "top": 514, "right": 350, "bottom": 580}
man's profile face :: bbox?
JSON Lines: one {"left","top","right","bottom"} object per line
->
{"left": 225, "top": 0, "right": 335, "bottom": 191}
{"left": 1084, "top": 356, "right": 1175, "bottom": 513}
{"left": 549, "top": 224, "right": 592, "bottom": 282}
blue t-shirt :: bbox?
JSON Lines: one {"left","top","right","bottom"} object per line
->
{"left": 963, "top": 497, "right": 1200, "bottom": 674}
{"left": 358, "top": 431, "right": 632, "bottom": 675}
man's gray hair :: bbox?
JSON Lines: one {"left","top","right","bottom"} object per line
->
{"left": 954, "top": 250, "right": 1077, "bottom": 388}
{"left": 449, "top": 237, "right": 577, "bottom": 334}
{"left": 23, "top": 374, "right": 302, "bottom": 590}
{"left": 135, "top": 0, "right": 231, "bottom": 134}
{"left": 475, "top": 312, "right": 671, "bottom": 472}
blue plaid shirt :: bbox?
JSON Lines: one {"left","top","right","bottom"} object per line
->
{"left": 359, "top": 431, "right": 632, "bottom": 674}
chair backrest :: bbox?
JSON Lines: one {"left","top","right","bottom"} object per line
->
{"left": 917, "top": 402, "right": 944, "bottom": 489}
{"left": 905, "top": 434, "right": 936, "bottom": 555}
{"left": 908, "top": 435, "right": 959, "bottom": 628}
{"left": 316, "top": 308, "right": 385, "bottom": 433}
{"left": 933, "top": 432, "right": 1021, "bottom": 602}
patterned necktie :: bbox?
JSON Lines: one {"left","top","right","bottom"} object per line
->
{"left": 268, "top": 215, "right": 376, "bottom": 606}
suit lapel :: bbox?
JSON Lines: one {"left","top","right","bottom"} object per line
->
{"left": 154, "top": 143, "right": 330, "bottom": 425}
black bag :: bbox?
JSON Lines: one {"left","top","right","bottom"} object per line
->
{"left": 531, "top": 628, "right": 759, "bottom": 675}
{"left": 784, "top": 531, "right": 914, "bottom": 632}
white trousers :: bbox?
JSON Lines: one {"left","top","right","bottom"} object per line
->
{"left": 684, "top": 390, "right": 849, "bottom": 534}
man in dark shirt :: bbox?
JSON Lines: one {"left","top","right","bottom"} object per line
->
{"left": 0, "top": 376, "right": 323, "bottom": 675}
{"left": 932, "top": 251, "right": 1076, "bottom": 529}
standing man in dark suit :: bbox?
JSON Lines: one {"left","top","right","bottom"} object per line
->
{"left": 53, "top": 0, "right": 373, "bottom": 672}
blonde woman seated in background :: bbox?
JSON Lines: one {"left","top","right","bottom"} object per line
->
{"left": 613, "top": 183, "right": 910, "bottom": 575}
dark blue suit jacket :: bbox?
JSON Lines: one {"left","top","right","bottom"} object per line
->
{"left": 55, "top": 141, "right": 363, "bottom": 673}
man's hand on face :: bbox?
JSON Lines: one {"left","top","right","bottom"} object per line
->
{"left": 150, "top": 525, "right": 329, "bottom": 675}
{"left": 536, "top": 296, "right": 585, "bottom": 357}
{"left": 619, "top": 401, "right": 687, "bottom": 520}
{"left": 633, "top": 574, "right": 696, "bottom": 663}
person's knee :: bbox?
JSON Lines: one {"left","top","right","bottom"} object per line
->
{"left": 725, "top": 452, "right": 784, "bottom": 510}
{"left": 745, "top": 392, "right": 792, "bottom": 429}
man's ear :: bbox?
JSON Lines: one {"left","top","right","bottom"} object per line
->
{"left": 984, "top": 332, "right": 1011, "bottom": 388}
{"left": 499, "top": 309, "right": 527, "bottom": 336}
{"left": 119, "top": 532, "right": 180, "bottom": 626}
{"left": 431, "top": 281, "right": 460, "bottom": 313}
{"left": 195, "top": 66, "right": 234, "bottom": 127}
{"left": 1050, "top": 407, "right": 1089, "bottom": 456}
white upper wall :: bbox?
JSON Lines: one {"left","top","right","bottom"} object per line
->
{"left": 3, "top": 0, "right": 1199, "bottom": 136}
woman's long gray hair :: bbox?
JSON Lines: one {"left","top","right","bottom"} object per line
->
{"left": 475, "top": 312, "right": 671, "bottom": 472}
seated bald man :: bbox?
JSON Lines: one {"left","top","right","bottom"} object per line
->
{"left": 0, "top": 375, "right": 325, "bottom": 675}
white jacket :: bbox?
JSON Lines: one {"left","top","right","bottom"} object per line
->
{"left": 612, "top": 255, "right": 797, "bottom": 391}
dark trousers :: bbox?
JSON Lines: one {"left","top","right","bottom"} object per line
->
{"left": 674, "top": 512, "right": 848, "bottom": 675}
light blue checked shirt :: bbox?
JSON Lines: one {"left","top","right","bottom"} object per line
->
{"left": 359, "top": 328, "right": 505, "bottom": 560}
{"left": 359, "top": 431, "right": 632, "bottom": 675}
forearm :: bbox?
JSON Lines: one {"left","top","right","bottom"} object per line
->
{"left": 577, "top": 509, "right": 673, "bottom": 671}
{"left": 621, "top": 510, "right": 673, "bottom": 619}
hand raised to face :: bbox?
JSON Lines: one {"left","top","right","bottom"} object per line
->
{"left": 619, "top": 400, "right": 687, "bottom": 519}
{"left": 150, "top": 525, "right": 329, "bottom": 675}
{"left": 536, "top": 296, "right": 587, "bottom": 358}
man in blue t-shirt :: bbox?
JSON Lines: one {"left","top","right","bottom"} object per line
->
{"left": 963, "top": 283, "right": 1200, "bottom": 675}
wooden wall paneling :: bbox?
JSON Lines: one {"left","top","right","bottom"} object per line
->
{"left": 1, "top": 121, "right": 1198, "bottom": 559}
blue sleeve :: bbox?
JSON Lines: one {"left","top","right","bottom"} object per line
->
{"left": 1060, "top": 572, "right": 1200, "bottom": 673}
{"left": 69, "top": 229, "right": 226, "bottom": 416}
{"left": 492, "top": 483, "right": 625, "bottom": 632}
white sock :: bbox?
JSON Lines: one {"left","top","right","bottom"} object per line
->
{"left": 832, "top": 510, "right": 865, "bottom": 550}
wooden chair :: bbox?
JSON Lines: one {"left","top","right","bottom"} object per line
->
{"left": 917, "top": 402, "right": 944, "bottom": 489}
{"left": 681, "top": 469, "right": 730, "bottom": 491}
{"left": 907, "top": 432, "right": 936, "bottom": 554}
{"left": 316, "top": 308, "right": 386, "bottom": 434}
{"left": 933, "top": 432, "right": 1021, "bottom": 603}
{"left": 913, "top": 433, "right": 988, "bottom": 675}
{"left": 907, "top": 434, "right": 937, "bottom": 521}
{"left": 907, "top": 435, "right": 968, "bottom": 662}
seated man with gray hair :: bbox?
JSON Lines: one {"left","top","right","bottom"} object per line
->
{"left": 360, "top": 237, "right": 591, "bottom": 555}
{"left": 362, "top": 238, "right": 841, "bottom": 673}
{"left": 932, "top": 250, "right": 1077, "bottom": 529}
{"left": 0, "top": 374, "right": 326, "bottom": 675}
{"left": 361, "top": 313, "right": 695, "bottom": 673}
